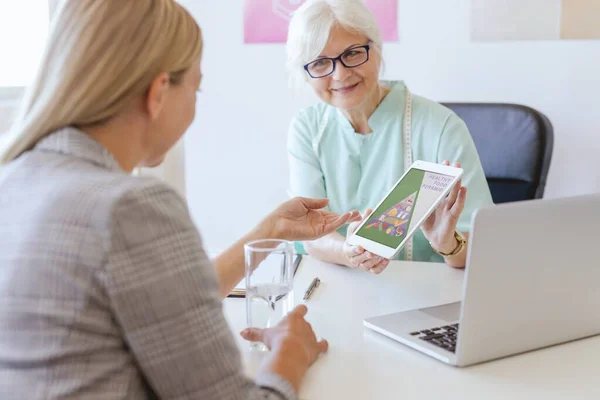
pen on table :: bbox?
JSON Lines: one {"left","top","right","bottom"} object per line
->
{"left": 303, "top": 277, "right": 320, "bottom": 300}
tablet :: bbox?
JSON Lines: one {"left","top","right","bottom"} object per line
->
{"left": 347, "top": 161, "right": 464, "bottom": 259}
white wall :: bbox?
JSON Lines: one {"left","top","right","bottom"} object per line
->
{"left": 139, "top": 141, "right": 187, "bottom": 198}
{"left": 0, "top": 88, "right": 22, "bottom": 135}
{"left": 182, "top": 0, "right": 600, "bottom": 254}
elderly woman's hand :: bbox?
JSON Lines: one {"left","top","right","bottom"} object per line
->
{"left": 260, "top": 197, "right": 361, "bottom": 242}
{"left": 342, "top": 209, "right": 390, "bottom": 274}
{"left": 420, "top": 161, "right": 467, "bottom": 254}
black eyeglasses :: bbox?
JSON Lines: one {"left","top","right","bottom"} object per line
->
{"left": 303, "top": 43, "right": 372, "bottom": 79}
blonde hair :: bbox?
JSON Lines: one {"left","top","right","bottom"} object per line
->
{"left": 286, "top": 0, "right": 383, "bottom": 87}
{"left": 0, "top": 0, "right": 202, "bottom": 164}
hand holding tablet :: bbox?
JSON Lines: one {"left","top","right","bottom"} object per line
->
{"left": 347, "top": 161, "right": 464, "bottom": 259}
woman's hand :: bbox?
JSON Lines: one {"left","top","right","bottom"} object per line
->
{"left": 240, "top": 305, "right": 327, "bottom": 393}
{"left": 420, "top": 161, "right": 467, "bottom": 254}
{"left": 342, "top": 209, "right": 390, "bottom": 274}
{"left": 240, "top": 305, "right": 327, "bottom": 364}
{"left": 260, "top": 197, "right": 361, "bottom": 242}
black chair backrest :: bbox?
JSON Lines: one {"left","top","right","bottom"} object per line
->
{"left": 442, "top": 103, "right": 554, "bottom": 204}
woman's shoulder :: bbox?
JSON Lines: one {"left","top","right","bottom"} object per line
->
{"left": 381, "top": 81, "right": 458, "bottom": 129}
{"left": 292, "top": 102, "right": 329, "bottom": 127}
{"left": 288, "top": 102, "right": 332, "bottom": 145}
{"left": 52, "top": 167, "right": 188, "bottom": 226}
{"left": 411, "top": 93, "right": 457, "bottom": 127}
{"left": 82, "top": 174, "right": 194, "bottom": 248}
{"left": 409, "top": 92, "right": 470, "bottom": 146}
{"left": 109, "top": 175, "right": 187, "bottom": 213}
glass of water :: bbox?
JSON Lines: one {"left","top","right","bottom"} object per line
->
{"left": 245, "top": 239, "right": 294, "bottom": 350}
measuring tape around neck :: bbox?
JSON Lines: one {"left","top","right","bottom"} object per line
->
{"left": 403, "top": 87, "right": 414, "bottom": 261}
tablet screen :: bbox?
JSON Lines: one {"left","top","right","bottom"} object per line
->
{"left": 355, "top": 168, "right": 455, "bottom": 249}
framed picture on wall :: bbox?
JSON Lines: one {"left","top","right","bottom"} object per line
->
{"left": 472, "top": 0, "right": 600, "bottom": 41}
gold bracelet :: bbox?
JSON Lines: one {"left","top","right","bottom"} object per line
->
{"left": 430, "top": 231, "right": 466, "bottom": 257}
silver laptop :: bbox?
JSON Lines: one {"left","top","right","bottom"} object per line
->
{"left": 364, "top": 194, "right": 600, "bottom": 367}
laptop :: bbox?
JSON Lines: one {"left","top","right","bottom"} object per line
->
{"left": 364, "top": 194, "right": 600, "bottom": 367}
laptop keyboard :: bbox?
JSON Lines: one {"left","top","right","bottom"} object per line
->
{"left": 410, "top": 323, "right": 459, "bottom": 353}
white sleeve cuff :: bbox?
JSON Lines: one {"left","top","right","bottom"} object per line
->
{"left": 255, "top": 372, "right": 298, "bottom": 400}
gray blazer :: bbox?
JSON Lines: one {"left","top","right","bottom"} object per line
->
{"left": 0, "top": 128, "right": 295, "bottom": 400}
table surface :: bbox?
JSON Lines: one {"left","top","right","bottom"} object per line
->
{"left": 223, "top": 256, "right": 600, "bottom": 400}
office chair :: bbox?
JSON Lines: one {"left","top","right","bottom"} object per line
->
{"left": 443, "top": 103, "right": 554, "bottom": 204}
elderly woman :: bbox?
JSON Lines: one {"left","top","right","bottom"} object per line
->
{"left": 286, "top": 0, "right": 494, "bottom": 273}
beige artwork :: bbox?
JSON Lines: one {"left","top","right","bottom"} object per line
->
{"left": 472, "top": 0, "right": 600, "bottom": 41}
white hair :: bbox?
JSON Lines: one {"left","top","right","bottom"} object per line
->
{"left": 286, "top": 0, "right": 383, "bottom": 87}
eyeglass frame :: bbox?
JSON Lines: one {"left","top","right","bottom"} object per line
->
{"left": 303, "top": 42, "right": 373, "bottom": 79}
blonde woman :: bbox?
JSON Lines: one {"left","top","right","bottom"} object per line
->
{"left": 0, "top": 1, "right": 360, "bottom": 399}
{"left": 286, "top": 0, "right": 494, "bottom": 272}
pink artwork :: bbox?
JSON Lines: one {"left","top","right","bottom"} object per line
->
{"left": 244, "top": 0, "right": 398, "bottom": 44}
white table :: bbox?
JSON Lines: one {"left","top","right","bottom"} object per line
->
{"left": 224, "top": 256, "right": 600, "bottom": 399}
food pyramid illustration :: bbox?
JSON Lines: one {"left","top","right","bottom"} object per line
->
{"left": 365, "top": 192, "right": 417, "bottom": 237}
